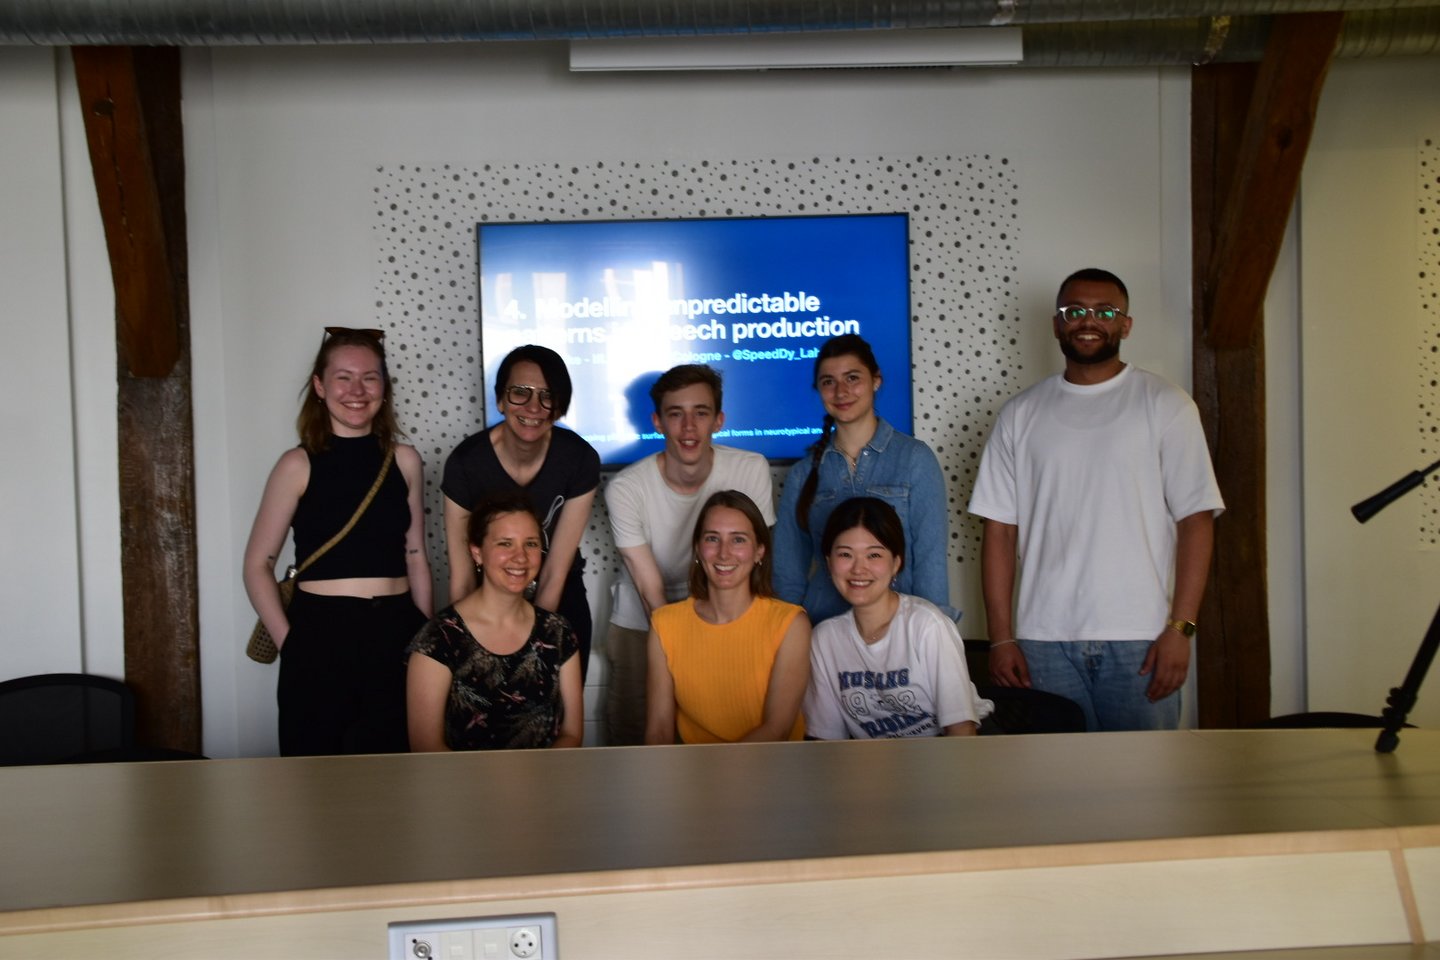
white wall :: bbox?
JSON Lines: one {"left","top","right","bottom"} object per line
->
{"left": 1299, "top": 56, "right": 1440, "bottom": 728}
{"left": 1267, "top": 214, "right": 1308, "bottom": 717}
{"left": 0, "top": 49, "right": 119, "bottom": 681}
{"left": 0, "top": 49, "right": 82, "bottom": 678}
{"left": 173, "top": 44, "right": 1196, "bottom": 755}
{"left": 22, "top": 40, "right": 1411, "bottom": 755}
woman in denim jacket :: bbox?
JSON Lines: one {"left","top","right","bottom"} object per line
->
{"left": 774, "top": 335, "right": 956, "bottom": 626}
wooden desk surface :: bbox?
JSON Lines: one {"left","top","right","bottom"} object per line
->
{"left": 1, "top": 729, "right": 1438, "bottom": 933}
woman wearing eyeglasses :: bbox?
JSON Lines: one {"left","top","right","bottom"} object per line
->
{"left": 243, "top": 327, "right": 433, "bottom": 756}
{"left": 442, "top": 345, "right": 600, "bottom": 679}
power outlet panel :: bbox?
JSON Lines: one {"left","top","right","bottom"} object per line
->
{"left": 388, "top": 913, "right": 558, "bottom": 960}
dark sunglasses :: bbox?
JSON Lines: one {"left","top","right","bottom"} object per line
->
{"left": 323, "top": 326, "right": 385, "bottom": 341}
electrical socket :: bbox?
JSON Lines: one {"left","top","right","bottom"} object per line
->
{"left": 388, "top": 913, "right": 558, "bottom": 960}
{"left": 509, "top": 925, "right": 540, "bottom": 959}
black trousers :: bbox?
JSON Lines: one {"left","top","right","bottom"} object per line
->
{"left": 277, "top": 589, "right": 427, "bottom": 756}
{"left": 555, "top": 567, "right": 593, "bottom": 683}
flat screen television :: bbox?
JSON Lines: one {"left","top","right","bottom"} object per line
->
{"left": 477, "top": 213, "right": 912, "bottom": 466}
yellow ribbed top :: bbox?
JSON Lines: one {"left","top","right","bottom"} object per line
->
{"left": 653, "top": 596, "right": 805, "bottom": 744}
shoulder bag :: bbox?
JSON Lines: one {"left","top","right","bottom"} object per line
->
{"left": 246, "top": 445, "right": 396, "bottom": 663}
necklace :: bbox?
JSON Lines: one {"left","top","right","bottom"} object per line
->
{"left": 833, "top": 417, "right": 876, "bottom": 470}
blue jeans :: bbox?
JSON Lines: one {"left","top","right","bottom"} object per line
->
{"left": 1017, "top": 639, "right": 1181, "bottom": 732}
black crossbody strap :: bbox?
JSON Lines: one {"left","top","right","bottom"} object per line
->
{"left": 289, "top": 444, "right": 396, "bottom": 579}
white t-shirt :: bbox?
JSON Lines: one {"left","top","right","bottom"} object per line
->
{"left": 606, "top": 445, "right": 775, "bottom": 630}
{"left": 967, "top": 365, "right": 1225, "bottom": 641}
{"left": 803, "top": 594, "right": 992, "bottom": 740}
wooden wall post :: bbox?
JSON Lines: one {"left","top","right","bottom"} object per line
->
{"left": 1192, "top": 59, "right": 1270, "bottom": 727}
{"left": 73, "top": 46, "right": 201, "bottom": 752}
{"left": 1190, "top": 13, "right": 1342, "bottom": 726}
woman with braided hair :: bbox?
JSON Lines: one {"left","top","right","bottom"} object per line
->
{"left": 773, "top": 334, "right": 955, "bottom": 626}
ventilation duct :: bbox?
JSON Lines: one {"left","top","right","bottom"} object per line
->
{"left": 1, "top": 0, "right": 1437, "bottom": 64}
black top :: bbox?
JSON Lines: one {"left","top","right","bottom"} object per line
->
{"left": 441, "top": 425, "right": 601, "bottom": 585}
{"left": 293, "top": 435, "right": 410, "bottom": 581}
{"left": 406, "top": 605, "right": 579, "bottom": 750}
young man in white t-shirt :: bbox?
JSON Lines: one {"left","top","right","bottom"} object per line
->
{"left": 968, "top": 268, "right": 1224, "bottom": 731}
{"left": 603, "top": 365, "right": 774, "bottom": 745}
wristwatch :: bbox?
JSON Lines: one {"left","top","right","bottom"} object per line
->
{"left": 1166, "top": 618, "right": 1198, "bottom": 638}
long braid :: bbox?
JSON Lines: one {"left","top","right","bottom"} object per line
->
{"left": 795, "top": 414, "right": 834, "bottom": 533}
{"left": 795, "top": 333, "right": 879, "bottom": 533}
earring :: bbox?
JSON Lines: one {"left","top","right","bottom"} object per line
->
{"left": 890, "top": 577, "right": 898, "bottom": 590}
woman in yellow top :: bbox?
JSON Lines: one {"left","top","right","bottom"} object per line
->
{"left": 645, "top": 490, "right": 812, "bottom": 744}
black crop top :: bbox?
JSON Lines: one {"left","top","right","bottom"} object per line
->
{"left": 292, "top": 435, "right": 410, "bottom": 581}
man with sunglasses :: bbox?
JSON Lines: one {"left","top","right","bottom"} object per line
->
{"left": 968, "top": 268, "right": 1224, "bottom": 731}
{"left": 603, "top": 364, "right": 774, "bottom": 745}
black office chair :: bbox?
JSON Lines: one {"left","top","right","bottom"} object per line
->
{"left": 0, "top": 673, "right": 136, "bottom": 765}
{"left": 977, "top": 685, "right": 1087, "bottom": 735}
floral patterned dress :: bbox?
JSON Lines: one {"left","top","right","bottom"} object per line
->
{"left": 406, "top": 605, "right": 578, "bottom": 750}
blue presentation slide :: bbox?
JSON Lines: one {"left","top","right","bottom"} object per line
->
{"left": 479, "top": 214, "right": 911, "bottom": 465}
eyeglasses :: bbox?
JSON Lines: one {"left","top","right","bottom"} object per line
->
{"left": 505, "top": 384, "right": 554, "bottom": 410}
{"left": 1056, "top": 305, "right": 1128, "bottom": 324}
{"left": 324, "top": 326, "right": 385, "bottom": 340}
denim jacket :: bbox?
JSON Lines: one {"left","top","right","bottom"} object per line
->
{"left": 774, "top": 418, "right": 957, "bottom": 624}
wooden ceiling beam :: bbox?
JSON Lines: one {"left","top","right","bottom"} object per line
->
{"left": 1202, "top": 12, "right": 1344, "bottom": 348}
{"left": 73, "top": 46, "right": 182, "bottom": 378}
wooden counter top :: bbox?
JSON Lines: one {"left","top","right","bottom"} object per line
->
{"left": 1, "top": 728, "right": 1438, "bottom": 948}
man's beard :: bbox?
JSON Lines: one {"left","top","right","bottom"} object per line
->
{"left": 1059, "top": 332, "right": 1122, "bottom": 366}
